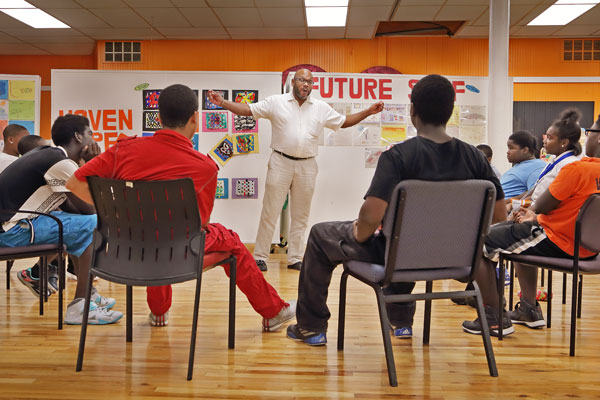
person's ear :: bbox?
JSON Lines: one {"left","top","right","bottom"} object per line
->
{"left": 74, "top": 132, "right": 83, "bottom": 143}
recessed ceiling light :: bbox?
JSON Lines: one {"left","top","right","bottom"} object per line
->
{"left": 527, "top": 3, "right": 597, "bottom": 25}
{"left": 0, "top": 0, "right": 34, "bottom": 8}
{"left": 305, "top": 0, "right": 348, "bottom": 6}
{"left": 555, "top": 0, "right": 599, "bottom": 4}
{"left": 0, "top": 8, "right": 70, "bottom": 28}
{"left": 306, "top": 7, "right": 347, "bottom": 27}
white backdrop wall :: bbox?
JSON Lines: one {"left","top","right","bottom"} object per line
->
{"left": 51, "top": 69, "right": 281, "bottom": 242}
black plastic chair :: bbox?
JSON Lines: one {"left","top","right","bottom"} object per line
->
{"left": 497, "top": 193, "right": 600, "bottom": 354}
{"left": 0, "top": 209, "right": 65, "bottom": 329}
{"left": 338, "top": 180, "right": 498, "bottom": 387}
{"left": 75, "top": 177, "right": 236, "bottom": 380}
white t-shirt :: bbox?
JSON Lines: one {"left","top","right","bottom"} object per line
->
{"left": 249, "top": 92, "right": 346, "bottom": 158}
{"left": 0, "top": 152, "right": 17, "bottom": 174}
{"left": 531, "top": 151, "right": 579, "bottom": 204}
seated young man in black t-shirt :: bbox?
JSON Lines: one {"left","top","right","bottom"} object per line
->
{"left": 287, "top": 74, "right": 507, "bottom": 345}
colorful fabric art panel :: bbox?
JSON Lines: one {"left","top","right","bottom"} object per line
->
{"left": 210, "top": 134, "right": 235, "bottom": 166}
{"left": 143, "top": 89, "right": 161, "bottom": 110}
{"left": 202, "top": 89, "right": 228, "bottom": 110}
{"left": 143, "top": 111, "right": 162, "bottom": 131}
{"left": 233, "top": 133, "right": 258, "bottom": 154}
{"left": 216, "top": 178, "right": 229, "bottom": 199}
{"left": 232, "top": 114, "right": 258, "bottom": 133}
{"left": 232, "top": 178, "right": 258, "bottom": 199}
{"left": 203, "top": 111, "right": 228, "bottom": 132}
{"left": 232, "top": 90, "right": 258, "bottom": 104}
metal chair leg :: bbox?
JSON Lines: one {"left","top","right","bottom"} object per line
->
{"left": 58, "top": 255, "right": 64, "bottom": 330}
{"left": 187, "top": 268, "right": 204, "bottom": 381}
{"left": 337, "top": 271, "right": 349, "bottom": 351}
{"left": 76, "top": 270, "right": 95, "bottom": 371}
{"left": 473, "top": 281, "right": 498, "bottom": 377}
{"left": 569, "top": 271, "right": 578, "bottom": 356}
{"left": 497, "top": 262, "right": 505, "bottom": 341}
{"left": 540, "top": 268, "right": 545, "bottom": 287}
{"left": 126, "top": 285, "right": 133, "bottom": 343}
{"left": 374, "top": 287, "right": 397, "bottom": 387}
{"left": 423, "top": 281, "right": 432, "bottom": 345}
{"left": 547, "top": 270, "right": 552, "bottom": 329}
{"left": 39, "top": 258, "right": 44, "bottom": 315}
{"left": 6, "top": 260, "right": 14, "bottom": 290}
{"left": 509, "top": 261, "right": 515, "bottom": 311}
{"left": 562, "top": 273, "right": 567, "bottom": 305}
{"left": 577, "top": 275, "right": 583, "bottom": 319}
{"left": 228, "top": 257, "right": 236, "bottom": 350}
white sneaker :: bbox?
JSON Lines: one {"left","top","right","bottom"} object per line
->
{"left": 65, "top": 298, "right": 123, "bottom": 325}
{"left": 262, "top": 300, "right": 296, "bottom": 332}
{"left": 148, "top": 312, "right": 169, "bottom": 327}
{"left": 91, "top": 287, "right": 116, "bottom": 309}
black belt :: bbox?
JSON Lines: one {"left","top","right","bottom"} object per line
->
{"left": 274, "top": 150, "right": 314, "bottom": 161}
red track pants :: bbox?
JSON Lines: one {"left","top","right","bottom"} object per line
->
{"left": 146, "top": 223, "right": 287, "bottom": 318}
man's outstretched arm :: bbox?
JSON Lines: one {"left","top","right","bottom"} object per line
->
{"left": 341, "top": 101, "right": 384, "bottom": 128}
{"left": 207, "top": 90, "right": 252, "bottom": 116}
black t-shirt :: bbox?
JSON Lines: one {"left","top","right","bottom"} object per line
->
{"left": 365, "top": 136, "right": 504, "bottom": 202}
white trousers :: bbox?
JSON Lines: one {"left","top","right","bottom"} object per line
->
{"left": 254, "top": 151, "right": 318, "bottom": 264}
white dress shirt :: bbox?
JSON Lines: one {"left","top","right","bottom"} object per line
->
{"left": 249, "top": 92, "right": 346, "bottom": 158}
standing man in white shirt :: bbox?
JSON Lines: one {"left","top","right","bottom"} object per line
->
{"left": 0, "top": 124, "right": 29, "bottom": 173}
{"left": 208, "top": 69, "right": 384, "bottom": 271}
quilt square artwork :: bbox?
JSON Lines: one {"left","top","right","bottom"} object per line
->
{"left": 232, "top": 90, "right": 258, "bottom": 104}
{"left": 232, "top": 178, "right": 258, "bottom": 199}
{"left": 0, "top": 80, "right": 7, "bottom": 100}
{"left": 143, "top": 89, "right": 161, "bottom": 110}
{"left": 210, "top": 134, "right": 235, "bottom": 166}
{"left": 216, "top": 178, "right": 229, "bottom": 199}
{"left": 203, "top": 111, "right": 228, "bottom": 132}
{"left": 232, "top": 114, "right": 258, "bottom": 133}
{"left": 143, "top": 111, "right": 162, "bottom": 131}
{"left": 202, "top": 89, "right": 228, "bottom": 110}
{"left": 233, "top": 133, "right": 258, "bottom": 154}
{"left": 191, "top": 133, "right": 199, "bottom": 151}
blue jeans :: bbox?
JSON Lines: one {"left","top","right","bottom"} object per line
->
{"left": 0, "top": 211, "right": 96, "bottom": 257}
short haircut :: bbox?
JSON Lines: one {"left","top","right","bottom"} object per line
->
{"left": 18, "top": 135, "right": 47, "bottom": 155}
{"left": 3, "top": 123, "right": 28, "bottom": 141}
{"left": 51, "top": 114, "right": 90, "bottom": 147}
{"left": 476, "top": 144, "right": 493, "bottom": 159}
{"left": 552, "top": 108, "right": 582, "bottom": 156}
{"left": 410, "top": 74, "right": 455, "bottom": 126}
{"left": 158, "top": 84, "right": 198, "bottom": 128}
{"left": 509, "top": 130, "right": 538, "bottom": 157}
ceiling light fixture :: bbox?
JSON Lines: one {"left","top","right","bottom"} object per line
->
{"left": 0, "top": 0, "right": 34, "bottom": 8}
{"left": 0, "top": 8, "right": 70, "bottom": 28}
{"left": 528, "top": 1, "right": 599, "bottom": 25}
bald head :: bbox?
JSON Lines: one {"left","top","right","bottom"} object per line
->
{"left": 291, "top": 69, "right": 314, "bottom": 104}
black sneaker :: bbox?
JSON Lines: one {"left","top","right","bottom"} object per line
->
{"left": 287, "top": 261, "right": 301, "bottom": 271}
{"left": 48, "top": 263, "right": 59, "bottom": 293}
{"left": 462, "top": 305, "right": 514, "bottom": 337}
{"left": 256, "top": 260, "right": 268, "bottom": 271}
{"left": 508, "top": 300, "right": 545, "bottom": 329}
{"left": 17, "top": 268, "right": 51, "bottom": 298}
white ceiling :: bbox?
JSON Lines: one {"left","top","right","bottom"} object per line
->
{"left": 0, "top": 0, "right": 595, "bottom": 55}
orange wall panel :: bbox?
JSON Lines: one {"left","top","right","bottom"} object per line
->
{"left": 514, "top": 82, "right": 600, "bottom": 119}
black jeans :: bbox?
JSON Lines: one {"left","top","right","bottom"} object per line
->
{"left": 297, "top": 221, "right": 416, "bottom": 333}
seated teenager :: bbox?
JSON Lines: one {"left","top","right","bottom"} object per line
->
{"left": 476, "top": 144, "right": 501, "bottom": 179}
{"left": 67, "top": 84, "right": 296, "bottom": 331}
{"left": 0, "top": 124, "right": 29, "bottom": 173}
{"left": 462, "top": 115, "right": 600, "bottom": 335}
{"left": 286, "top": 74, "right": 506, "bottom": 345}
{"left": 18, "top": 135, "right": 51, "bottom": 156}
{"left": 501, "top": 130, "right": 546, "bottom": 201}
{"left": 0, "top": 114, "right": 123, "bottom": 325}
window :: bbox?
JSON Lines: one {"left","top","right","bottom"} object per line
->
{"left": 104, "top": 41, "right": 141, "bottom": 63}
{"left": 563, "top": 39, "right": 600, "bottom": 62}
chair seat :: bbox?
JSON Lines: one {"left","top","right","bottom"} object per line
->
{"left": 203, "top": 252, "right": 233, "bottom": 270}
{"left": 0, "top": 244, "right": 65, "bottom": 259}
{"left": 503, "top": 253, "right": 600, "bottom": 274}
{"left": 345, "top": 260, "right": 471, "bottom": 283}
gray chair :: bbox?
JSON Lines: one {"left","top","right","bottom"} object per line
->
{"left": 76, "top": 177, "right": 237, "bottom": 380}
{"left": 498, "top": 193, "right": 600, "bottom": 354}
{"left": 338, "top": 180, "right": 498, "bottom": 387}
{"left": 0, "top": 209, "right": 66, "bottom": 329}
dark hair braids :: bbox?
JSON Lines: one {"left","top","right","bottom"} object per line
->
{"left": 552, "top": 108, "right": 582, "bottom": 156}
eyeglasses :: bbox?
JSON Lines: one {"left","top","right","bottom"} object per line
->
{"left": 585, "top": 128, "right": 600, "bottom": 136}
{"left": 295, "top": 77, "right": 314, "bottom": 85}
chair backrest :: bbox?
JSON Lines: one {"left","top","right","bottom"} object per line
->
{"left": 381, "top": 180, "right": 495, "bottom": 284}
{"left": 87, "top": 176, "right": 205, "bottom": 286}
{"left": 577, "top": 193, "right": 600, "bottom": 254}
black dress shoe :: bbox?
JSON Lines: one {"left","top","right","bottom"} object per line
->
{"left": 287, "top": 261, "right": 302, "bottom": 271}
{"left": 256, "top": 260, "right": 268, "bottom": 271}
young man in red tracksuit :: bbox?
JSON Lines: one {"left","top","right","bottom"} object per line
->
{"left": 66, "top": 84, "right": 295, "bottom": 331}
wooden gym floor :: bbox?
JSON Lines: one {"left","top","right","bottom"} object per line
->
{"left": 1, "top": 253, "right": 600, "bottom": 399}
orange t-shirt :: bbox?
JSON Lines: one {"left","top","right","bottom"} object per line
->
{"left": 538, "top": 158, "right": 600, "bottom": 258}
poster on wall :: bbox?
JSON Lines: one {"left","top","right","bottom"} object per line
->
{"left": 51, "top": 70, "right": 281, "bottom": 242}
{"left": 0, "top": 74, "right": 41, "bottom": 138}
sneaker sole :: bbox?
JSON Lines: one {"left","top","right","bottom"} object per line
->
{"left": 462, "top": 326, "right": 515, "bottom": 337}
{"left": 263, "top": 312, "right": 295, "bottom": 332}
{"left": 394, "top": 335, "right": 412, "bottom": 339}
{"left": 512, "top": 319, "right": 545, "bottom": 329}
{"left": 65, "top": 314, "right": 123, "bottom": 325}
